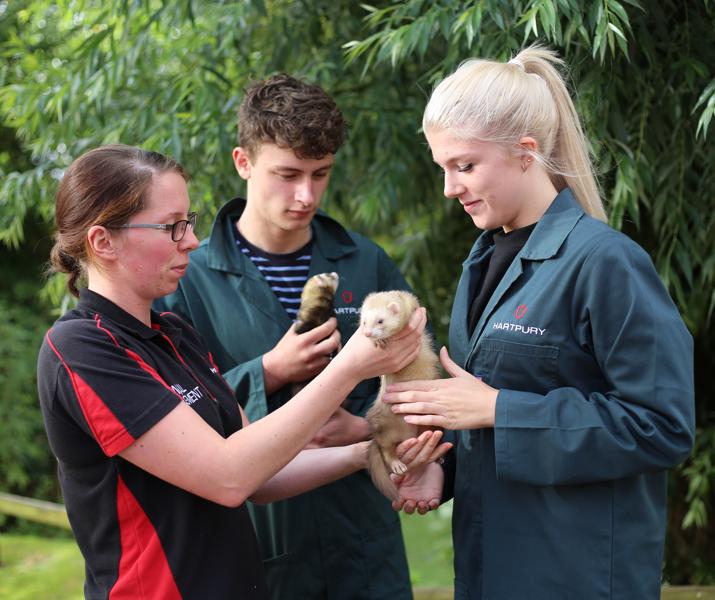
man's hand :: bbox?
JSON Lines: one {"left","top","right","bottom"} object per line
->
{"left": 304, "top": 408, "right": 370, "bottom": 448}
{"left": 262, "top": 317, "right": 341, "bottom": 394}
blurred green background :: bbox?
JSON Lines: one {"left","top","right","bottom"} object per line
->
{"left": 1, "top": 0, "right": 714, "bottom": 591}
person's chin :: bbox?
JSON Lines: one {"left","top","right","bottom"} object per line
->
{"left": 158, "top": 275, "right": 182, "bottom": 297}
{"left": 470, "top": 214, "right": 491, "bottom": 230}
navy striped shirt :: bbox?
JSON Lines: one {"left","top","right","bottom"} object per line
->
{"left": 234, "top": 225, "right": 312, "bottom": 319}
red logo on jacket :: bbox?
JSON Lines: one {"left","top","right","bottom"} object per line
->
{"left": 515, "top": 304, "right": 527, "bottom": 319}
{"left": 342, "top": 291, "right": 353, "bottom": 304}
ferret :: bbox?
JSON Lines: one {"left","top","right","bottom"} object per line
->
{"left": 362, "top": 290, "right": 440, "bottom": 501}
{"left": 294, "top": 272, "right": 339, "bottom": 334}
{"left": 292, "top": 272, "right": 339, "bottom": 397}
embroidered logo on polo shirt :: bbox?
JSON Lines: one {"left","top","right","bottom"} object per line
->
{"left": 515, "top": 304, "right": 527, "bottom": 319}
{"left": 171, "top": 383, "right": 204, "bottom": 406}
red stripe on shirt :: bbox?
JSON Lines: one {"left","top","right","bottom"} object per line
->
{"left": 94, "top": 314, "right": 121, "bottom": 346}
{"left": 94, "top": 314, "right": 180, "bottom": 398}
{"left": 208, "top": 351, "right": 236, "bottom": 396}
{"left": 110, "top": 475, "right": 182, "bottom": 600}
{"left": 46, "top": 332, "right": 135, "bottom": 456}
{"left": 124, "top": 348, "right": 178, "bottom": 395}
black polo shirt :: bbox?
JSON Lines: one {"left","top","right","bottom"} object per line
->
{"left": 37, "top": 289, "right": 267, "bottom": 600}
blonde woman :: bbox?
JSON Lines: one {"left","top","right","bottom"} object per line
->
{"left": 383, "top": 47, "right": 695, "bottom": 599}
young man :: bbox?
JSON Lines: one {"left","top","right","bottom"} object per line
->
{"left": 157, "top": 74, "right": 414, "bottom": 599}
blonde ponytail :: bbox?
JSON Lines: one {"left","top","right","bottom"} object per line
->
{"left": 423, "top": 44, "right": 606, "bottom": 221}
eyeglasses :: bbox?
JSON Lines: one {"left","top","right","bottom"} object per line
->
{"left": 118, "top": 212, "right": 198, "bottom": 242}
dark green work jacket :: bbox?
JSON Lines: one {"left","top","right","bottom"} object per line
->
{"left": 445, "top": 188, "right": 695, "bottom": 599}
{"left": 156, "top": 197, "right": 413, "bottom": 600}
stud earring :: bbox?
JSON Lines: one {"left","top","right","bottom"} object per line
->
{"left": 521, "top": 158, "right": 532, "bottom": 172}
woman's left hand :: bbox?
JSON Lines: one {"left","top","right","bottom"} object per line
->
{"left": 382, "top": 346, "right": 499, "bottom": 430}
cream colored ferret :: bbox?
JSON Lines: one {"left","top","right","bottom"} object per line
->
{"left": 362, "top": 290, "right": 440, "bottom": 500}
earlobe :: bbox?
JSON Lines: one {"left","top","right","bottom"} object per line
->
{"left": 233, "top": 147, "right": 252, "bottom": 180}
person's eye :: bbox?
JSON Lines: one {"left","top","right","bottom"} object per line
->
{"left": 457, "top": 163, "right": 474, "bottom": 173}
{"left": 313, "top": 172, "right": 329, "bottom": 180}
{"left": 278, "top": 173, "right": 298, "bottom": 181}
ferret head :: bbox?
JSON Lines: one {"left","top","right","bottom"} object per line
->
{"left": 313, "top": 272, "right": 339, "bottom": 293}
{"left": 303, "top": 272, "right": 339, "bottom": 298}
{"left": 361, "top": 300, "right": 403, "bottom": 340}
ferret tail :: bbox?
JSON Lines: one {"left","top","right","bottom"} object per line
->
{"left": 367, "top": 441, "right": 399, "bottom": 501}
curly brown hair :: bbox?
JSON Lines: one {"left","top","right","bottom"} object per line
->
{"left": 238, "top": 74, "right": 347, "bottom": 160}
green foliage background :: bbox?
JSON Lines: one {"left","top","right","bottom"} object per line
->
{"left": 1, "top": 0, "right": 713, "bottom": 584}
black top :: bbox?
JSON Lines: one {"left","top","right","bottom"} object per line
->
{"left": 37, "top": 289, "right": 268, "bottom": 600}
{"left": 467, "top": 223, "right": 536, "bottom": 336}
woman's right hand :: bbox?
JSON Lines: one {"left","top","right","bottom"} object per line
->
{"left": 333, "top": 307, "right": 426, "bottom": 382}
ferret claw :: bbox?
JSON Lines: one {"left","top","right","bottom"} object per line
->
{"left": 391, "top": 460, "right": 408, "bottom": 475}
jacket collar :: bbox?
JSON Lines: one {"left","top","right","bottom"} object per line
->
{"left": 520, "top": 187, "right": 585, "bottom": 260}
{"left": 458, "top": 188, "right": 585, "bottom": 356}
{"left": 77, "top": 288, "right": 180, "bottom": 340}
{"left": 204, "top": 197, "right": 358, "bottom": 274}
{"left": 464, "top": 187, "right": 585, "bottom": 266}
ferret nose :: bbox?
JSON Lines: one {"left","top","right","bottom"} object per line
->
{"left": 363, "top": 326, "right": 373, "bottom": 337}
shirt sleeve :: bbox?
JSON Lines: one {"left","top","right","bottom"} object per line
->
{"left": 40, "top": 319, "right": 181, "bottom": 457}
{"left": 493, "top": 236, "right": 695, "bottom": 485}
{"left": 221, "top": 356, "right": 270, "bottom": 420}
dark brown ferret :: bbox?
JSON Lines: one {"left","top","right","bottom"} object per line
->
{"left": 291, "top": 272, "right": 339, "bottom": 397}
{"left": 362, "top": 290, "right": 440, "bottom": 500}
{"left": 294, "top": 272, "right": 339, "bottom": 334}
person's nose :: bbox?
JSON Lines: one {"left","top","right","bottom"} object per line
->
{"left": 180, "top": 227, "right": 200, "bottom": 252}
{"left": 295, "top": 179, "right": 316, "bottom": 206}
{"left": 443, "top": 172, "right": 465, "bottom": 199}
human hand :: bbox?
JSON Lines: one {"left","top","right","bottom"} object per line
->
{"left": 262, "top": 317, "right": 341, "bottom": 393}
{"left": 391, "top": 461, "right": 444, "bottom": 515}
{"left": 304, "top": 408, "right": 370, "bottom": 449}
{"left": 394, "top": 429, "right": 452, "bottom": 470}
{"left": 381, "top": 346, "right": 498, "bottom": 430}
{"left": 335, "top": 307, "right": 426, "bottom": 382}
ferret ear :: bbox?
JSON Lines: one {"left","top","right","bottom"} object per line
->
{"left": 387, "top": 301, "right": 400, "bottom": 315}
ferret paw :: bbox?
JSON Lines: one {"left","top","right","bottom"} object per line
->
{"left": 390, "top": 460, "right": 408, "bottom": 475}
{"left": 374, "top": 338, "right": 389, "bottom": 350}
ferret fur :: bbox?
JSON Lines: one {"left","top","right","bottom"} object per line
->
{"left": 294, "top": 272, "right": 339, "bottom": 334}
{"left": 291, "top": 272, "right": 339, "bottom": 397}
{"left": 363, "top": 290, "right": 440, "bottom": 501}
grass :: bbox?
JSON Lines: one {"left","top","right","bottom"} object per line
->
{"left": 1, "top": 523, "right": 714, "bottom": 600}
{"left": 401, "top": 503, "right": 454, "bottom": 587}
{"left": 0, "top": 533, "right": 84, "bottom": 600}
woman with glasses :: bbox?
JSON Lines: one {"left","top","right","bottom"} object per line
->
{"left": 37, "top": 144, "right": 448, "bottom": 600}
